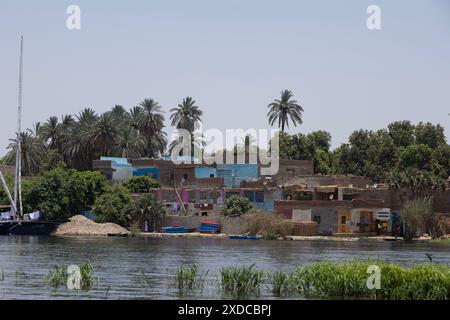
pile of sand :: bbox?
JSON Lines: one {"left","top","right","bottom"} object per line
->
{"left": 53, "top": 215, "right": 129, "bottom": 236}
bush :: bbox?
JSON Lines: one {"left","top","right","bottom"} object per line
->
{"left": 125, "top": 176, "right": 159, "bottom": 193}
{"left": 245, "top": 212, "right": 294, "bottom": 238}
{"left": 223, "top": 195, "right": 252, "bottom": 217}
{"left": 93, "top": 184, "right": 133, "bottom": 226}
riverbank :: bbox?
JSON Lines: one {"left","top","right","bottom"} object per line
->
{"left": 138, "top": 232, "right": 401, "bottom": 242}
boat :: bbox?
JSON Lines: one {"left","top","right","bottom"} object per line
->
{"left": 229, "top": 235, "right": 260, "bottom": 240}
{"left": 0, "top": 37, "right": 63, "bottom": 236}
{"left": 161, "top": 225, "right": 189, "bottom": 233}
{"left": 198, "top": 219, "right": 221, "bottom": 234}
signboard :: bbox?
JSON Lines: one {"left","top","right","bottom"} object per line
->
{"left": 377, "top": 209, "right": 391, "bottom": 221}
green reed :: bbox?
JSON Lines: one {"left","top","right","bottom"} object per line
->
{"left": 220, "top": 264, "right": 265, "bottom": 298}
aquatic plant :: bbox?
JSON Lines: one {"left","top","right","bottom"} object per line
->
{"left": 132, "top": 269, "right": 149, "bottom": 288}
{"left": 175, "top": 264, "right": 208, "bottom": 293}
{"left": 79, "top": 261, "right": 94, "bottom": 290}
{"left": 288, "top": 259, "right": 450, "bottom": 300}
{"left": 45, "top": 261, "right": 95, "bottom": 291}
{"left": 271, "top": 271, "right": 291, "bottom": 296}
{"left": 45, "top": 265, "right": 68, "bottom": 288}
{"left": 220, "top": 264, "right": 266, "bottom": 298}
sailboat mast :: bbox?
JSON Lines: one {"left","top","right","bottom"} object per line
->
{"left": 14, "top": 36, "right": 24, "bottom": 218}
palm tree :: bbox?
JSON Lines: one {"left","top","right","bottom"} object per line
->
{"left": 169, "top": 97, "right": 204, "bottom": 158}
{"left": 136, "top": 98, "right": 165, "bottom": 135}
{"left": 115, "top": 126, "right": 144, "bottom": 158}
{"left": 133, "top": 99, "right": 167, "bottom": 157}
{"left": 170, "top": 97, "right": 203, "bottom": 132}
{"left": 76, "top": 108, "right": 98, "bottom": 125}
{"left": 40, "top": 116, "right": 62, "bottom": 149}
{"left": 81, "top": 113, "right": 119, "bottom": 157}
{"left": 267, "top": 90, "right": 304, "bottom": 132}
{"left": 5, "top": 131, "right": 45, "bottom": 175}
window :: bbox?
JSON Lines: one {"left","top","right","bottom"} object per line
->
{"left": 341, "top": 216, "right": 347, "bottom": 225}
{"left": 244, "top": 191, "right": 254, "bottom": 202}
{"left": 210, "top": 173, "right": 214, "bottom": 178}
{"left": 184, "top": 174, "right": 188, "bottom": 180}
{"left": 255, "top": 192, "right": 264, "bottom": 203}
{"left": 313, "top": 216, "right": 321, "bottom": 224}
{"left": 200, "top": 191, "right": 207, "bottom": 200}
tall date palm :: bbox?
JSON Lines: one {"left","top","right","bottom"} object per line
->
{"left": 267, "top": 90, "right": 304, "bottom": 133}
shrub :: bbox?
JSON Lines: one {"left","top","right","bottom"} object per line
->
{"left": 93, "top": 184, "right": 133, "bottom": 226}
{"left": 223, "top": 195, "right": 252, "bottom": 217}
{"left": 401, "top": 198, "right": 432, "bottom": 240}
{"left": 245, "top": 212, "right": 294, "bottom": 238}
{"left": 125, "top": 176, "right": 159, "bottom": 193}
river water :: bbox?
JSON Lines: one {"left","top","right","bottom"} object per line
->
{"left": 0, "top": 235, "right": 449, "bottom": 299}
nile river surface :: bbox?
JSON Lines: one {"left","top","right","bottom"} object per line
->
{"left": 0, "top": 236, "right": 449, "bottom": 299}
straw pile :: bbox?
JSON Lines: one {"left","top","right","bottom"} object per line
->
{"left": 53, "top": 215, "right": 129, "bottom": 236}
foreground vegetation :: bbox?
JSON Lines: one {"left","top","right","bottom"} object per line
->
{"left": 45, "top": 261, "right": 94, "bottom": 291}
{"left": 173, "top": 260, "right": 450, "bottom": 300}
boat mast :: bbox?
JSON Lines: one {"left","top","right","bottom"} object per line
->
{"left": 13, "top": 36, "right": 24, "bottom": 219}
{"left": 0, "top": 171, "right": 17, "bottom": 214}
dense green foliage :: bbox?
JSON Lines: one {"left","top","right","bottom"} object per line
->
{"left": 124, "top": 176, "right": 160, "bottom": 193}
{"left": 288, "top": 259, "right": 450, "bottom": 300}
{"left": 19, "top": 169, "right": 107, "bottom": 220}
{"left": 333, "top": 121, "right": 448, "bottom": 183}
{"left": 223, "top": 195, "right": 253, "bottom": 217}
{"left": 92, "top": 184, "right": 133, "bottom": 226}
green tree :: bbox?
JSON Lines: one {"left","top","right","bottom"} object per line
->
{"left": 223, "top": 195, "right": 253, "bottom": 217}
{"left": 125, "top": 176, "right": 160, "bottom": 193}
{"left": 267, "top": 90, "right": 304, "bottom": 133}
{"left": 22, "top": 169, "right": 88, "bottom": 219}
{"left": 414, "top": 122, "right": 446, "bottom": 149}
{"left": 129, "top": 194, "right": 166, "bottom": 232}
{"left": 170, "top": 97, "right": 203, "bottom": 132}
{"left": 4, "top": 131, "right": 45, "bottom": 175}
{"left": 388, "top": 120, "right": 415, "bottom": 147}
{"left": 93, "top": 184, "right": 133, "bottom": 226}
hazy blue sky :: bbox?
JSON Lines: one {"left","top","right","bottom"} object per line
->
{"left": 1, "top": 0, "right": 449, "bottom": 156}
